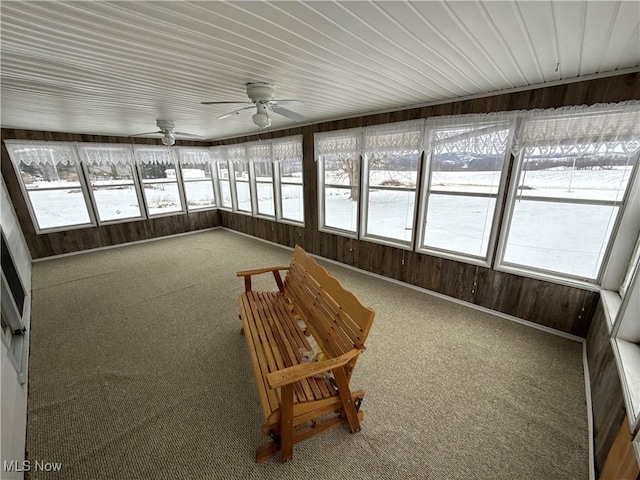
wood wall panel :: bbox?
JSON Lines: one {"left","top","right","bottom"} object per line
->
{"left": 586, "top": 301, "right": 626, "bottom": 477}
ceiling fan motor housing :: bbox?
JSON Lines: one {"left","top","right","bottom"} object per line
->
{"left": 246, "top": 82, "right": 275, "bottom": 103}
{"left": 156, "top": 119, "right": 176, "bottom": 131}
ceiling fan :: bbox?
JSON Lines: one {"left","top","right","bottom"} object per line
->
{"left": 130, "top": 120, "right": 203, "bottom": 146}
{"left": 202, "top": 82, "right": 305, "bottom": 129}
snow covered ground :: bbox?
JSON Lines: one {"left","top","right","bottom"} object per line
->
{"left": 24, "top": 166, "right": 635, "bottom": 279}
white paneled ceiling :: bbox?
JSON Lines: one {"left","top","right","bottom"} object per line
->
{"left": 1, "top": 1, "right": 639, "bottom": 141}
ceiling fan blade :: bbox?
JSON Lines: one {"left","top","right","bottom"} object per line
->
{"left": 271, "top": 99, "right": 302, "bottom": 104}
{"left": 218, "top": 105, "right": 255, "bottom": 119}
{"left": 201, "top": 101, "right": 253, "bottom": 105}
{"left": 129, "top": 130, "right": 163, "bottom": 137}
{"left": 270, "top": 104, "right": 305, "bottom": 122}
{"left": 174, "top": 132, "right": 204, "bottom": 138}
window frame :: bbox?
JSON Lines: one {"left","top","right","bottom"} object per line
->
{"left": 275, "top": 158, "right": 305, "bottom": 226}
{"left": 252, "top": 159, "right": 276, "bottom": 219}
{"left": 77, "top": 144, "right": 147, "bottom": 225}
{"left": 359, "top": 121, "right": 424, "bottom": 250}
{"left": 0, "top": 231, "right": 29, "bottom": 384}
{"left": 175, "top": 147, "right": 218, "bottom": 213}
{"left": 415, "top": 120, "right": 514, "bottom": 266}
{"left": 229, "top": 159, "right": 253, "bottom": 215}
{"left": 132, "top": 145, "right": 187, "bottom": 218}
{"left": 317, "top": 152, "right": 361, "bottom": 239}
{"left": 496, "top": 148, "right": 640, "bottom": 288}
{"left": 214, "top": 158, "right": 234, "bottom": 211}
{"left": 4, "top": 140, "right": 97, "bottom": 234}
{"left": 360, "top": 152, "right": 421, "bottom": 250}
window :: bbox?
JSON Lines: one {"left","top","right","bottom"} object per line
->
{"left": 362, "top": 121, "right": 423, "bottom": 247}
{"left": 76, "top": 144, "right": 144, "bottom": 223}
{"left": 247, "top": 141, "right": 274, "bottom": 217}
{"left": 418, "top": 116, "right": 513, "bottom": 263}
{"left": 1, "top": 231, "right": 28, "bottom": 383}
{"left": 273, "top": 136, "right": 304, "bottom": 224}
{"left": 500, "top": 103, "right": 640, "bottom": 282}
{"left": 175, "top": 147, "right": 216, "bottom": 211}
{"left": 4, "top": 141, "right": 95, "bottom": 232}
{"left": 210, "top": 146, "right": 233, "bottom": 209}
{"left": 228, "top": 146, "right": 252, "bottom": 214}
{"left": 316, "top": 129, "right": 362, "bottom": 236}
{"left": 133, "top": 146, "right": 185, "bottom": 216}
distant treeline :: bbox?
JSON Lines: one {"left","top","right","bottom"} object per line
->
{"left": 430, "top": 153, "right": 633, "bottom": 171}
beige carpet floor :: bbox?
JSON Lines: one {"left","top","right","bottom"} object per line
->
{"left": 25, "top": 228, "right": 589, "bottom": 479}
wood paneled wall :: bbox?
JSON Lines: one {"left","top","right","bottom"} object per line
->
{"left": 0, "top": 131, "right": 221, "bottom": 257}
{"left": 586, "top": 301, "right": 626, "bottom": 477}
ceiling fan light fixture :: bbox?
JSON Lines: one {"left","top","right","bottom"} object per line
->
{"left": 162, "top": 131, "right": 176, "bottom": 146}
{"left": 252, "top": 112, "right": 271, "bottom": 129}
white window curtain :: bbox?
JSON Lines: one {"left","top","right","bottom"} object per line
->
{"left": 272, "top": 135, "right": 303, "bottom": 165}
{"left": 227, "top": 145, "right": 247, "bottom": 165}
{"left": 314, "top": 128, "right": 362, "bottom": 162}
{"left": 364, "top": 120, "right": 424, "bottom": 161}
{"left": 175, "top": 147, "right": 212, "bottom": 166}
{"left": 4, "top": 141, "right": 78, "bottom": 167}
{"left": 246, "top": 141, "right": 272, "bottom": 164}
{"left": 209, "top": 145, "right": 228, "bottom": 165}
{"left": 425, "top": 112, "right": 517, "bottom": 155}
{"left": 512, "top": 100, "right": 640, "bottom": 157}
{"left": 133, "top": 146, "right": 175, "bottom": 165}
{"left": 76, "top": 144, "right": 134, "bottom": 166}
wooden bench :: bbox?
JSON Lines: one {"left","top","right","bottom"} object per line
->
{"left": 237, "top": 245, "right": 375, "bottom": 463}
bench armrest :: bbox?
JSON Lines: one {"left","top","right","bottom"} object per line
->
{"left": 266, "top": 348, "right": 364, "bottom": 389}
{"left": 236, "top": 266, "right": 289, "bottom": 292}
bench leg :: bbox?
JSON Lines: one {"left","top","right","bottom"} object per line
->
{"left": 280, "top": 384, "right": 294, "bottom": 462}
{"left": 333, "top": 366, "right": 361, "bottom": 434}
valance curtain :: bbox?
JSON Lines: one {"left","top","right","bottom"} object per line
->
{"left": 424, "top": 112, "right": 517, "bottom": 156}
{"left": 512, "top": 100, "right": 640, "bottom": 157}
{"left": 272, "top": 135, "right": 303, "bottom": 165}
{"left": 175, "top": 147, "right": 212, "bottom": 166}
{"left": 364, "top": 120, "right": 424, "bottom": 161}
{"left": 76, "top": 144, "right": 134, "bottom": 166}
{"left": 245, "top": 141, "right": 272, "bottom": 164}
{"left": 208, "top": 145, "right": 227, "bottom": 164}
{"left": 227, "top": 145, "right": 247, "bottom": 165}
{"left": 314, "top": 128, "right": 362, "bottom": 162}
{"left": 133, "top": 146, "right": 175, "bottom": 165}
{"left": 5, "top": 141, "right": 79, "bottom": 167}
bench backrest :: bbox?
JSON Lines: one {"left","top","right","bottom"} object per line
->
{"left": 284, "top": 246, "right": 375, "bottom": 374}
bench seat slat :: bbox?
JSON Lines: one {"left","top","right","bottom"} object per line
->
{"left": 239, "top": 295, "right": 279, "bottom": 417}
{"left": 256, "top": 291, "right": 314, "bottom": 403}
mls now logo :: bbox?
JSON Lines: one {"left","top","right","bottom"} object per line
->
{"left": 3, "top": 460, "right": 63, "bottom": 472}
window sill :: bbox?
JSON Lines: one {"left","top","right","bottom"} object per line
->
{"left": 611, "top": 338, "right": 640, "bottom": 436}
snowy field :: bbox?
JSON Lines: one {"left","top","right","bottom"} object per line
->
{"left": 25, "top": 166, "right": 634, "bottom": 279}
